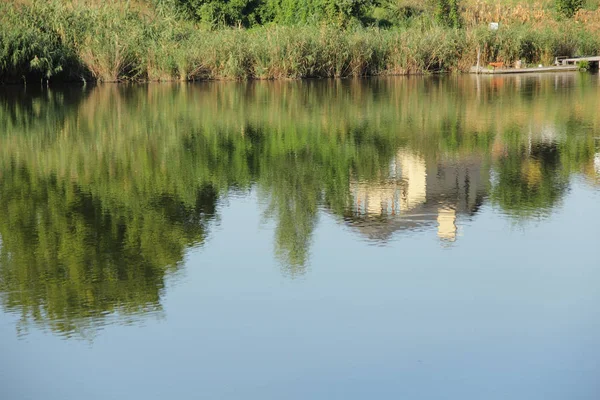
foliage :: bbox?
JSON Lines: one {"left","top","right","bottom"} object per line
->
{"left": 578, "top": 59, "right": 590, "bottom": 69}
{"left": 69, "top": 6, "right": 148, "bottom": 81}
{"left": 169, "top": 0, "right": 377, "bottom": 27}
{"left": 556, "top": 0, "right": 584, "bottom": 17}
{"left": 0, "top": 2, "right": 79, "bottom": 82}
{"left": 1, "top": 1, "right": 600, "bottom": 82}
{"left": 173, "top": 0, "right": 265, "bottom": 27}
{"left": 435, "top": 0, "right": 462, "bottom": 28}
{"left": 373, "top": 0, "right": 429, "bottom": 26}
{"left": 465, "top": 23, "right": 600, "bottom": 66}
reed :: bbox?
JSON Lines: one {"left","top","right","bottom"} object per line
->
{"left": 1, "top": 0, "right": 599, "bottom": 83}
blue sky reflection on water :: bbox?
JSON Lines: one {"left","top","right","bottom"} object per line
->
{"left": 1, "top": 180, "right": 600, "bottom": 400}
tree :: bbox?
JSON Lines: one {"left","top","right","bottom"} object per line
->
{"left": 171, "top": 0, "right": 377, "bottom": 27}
{"left": 171, "top": 0, "right": 265, "bottom": 27}
{"left": 434, "top": 0, "right": 461, "bottom": 28}
{"left": 555, "top": 0, "right": 584, "bottom": 18}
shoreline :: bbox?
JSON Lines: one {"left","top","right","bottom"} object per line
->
{"left": 0, "top": 70, "right": 592, "bottom": 87}
{"left": 1, "top": 69, "right": 592, "bottom": 87}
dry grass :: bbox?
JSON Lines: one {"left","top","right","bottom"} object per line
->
{"left": 461, "top": 0, "right": 600, "bottom": 31}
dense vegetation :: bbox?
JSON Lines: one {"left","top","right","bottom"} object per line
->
{"left": 168, "top": 0, "right": 378, "bottom": 26}
{"left": 556, "top": 0, "right": 585, "bottom": 17}
{"left": 0, "top": 76, "right": 598, "bottom": 336}
{"left": 1, "top": 0, "right": 599, "bottom": 82}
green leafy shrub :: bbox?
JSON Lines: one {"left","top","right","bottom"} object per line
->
{"left": 434, "top": 0, "right": 461, "bottom": 28}
{"left": 171, "top": 0, "right": 376, "bottom": 27}
{"left": 556, "top": 0, "right": 584, "bottom": 17}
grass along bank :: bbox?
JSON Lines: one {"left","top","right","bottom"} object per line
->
{"left": 1, "top": 1, "right": 600, "bottom": 83}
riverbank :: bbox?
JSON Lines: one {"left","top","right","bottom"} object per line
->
{"left": 1, "top": 1, "right": 600, "bottom": 83}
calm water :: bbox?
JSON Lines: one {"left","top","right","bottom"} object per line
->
{"left": 1, "top": 74, "right": 599, "bottom": 399}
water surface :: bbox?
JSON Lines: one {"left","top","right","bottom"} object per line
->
{"left": 1, "top": 74, "right": 599, "bottom": 399}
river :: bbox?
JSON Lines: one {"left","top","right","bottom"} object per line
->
{"left": 1, "top": 74, "right": 599, "bottom": 399}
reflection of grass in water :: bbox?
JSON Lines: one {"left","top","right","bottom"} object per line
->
{"left": 0, "top": 76, "right": 599, "bottom": 335}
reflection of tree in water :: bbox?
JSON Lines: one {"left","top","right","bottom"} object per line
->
{"left": 0, "top": 77, "right": 599, "bottom": 336}
{"left": 256, "top": 124, "right": 396, "bottom": 276}
{"left": 261, "top": 156, "right": 319, "bottom": 276}
{"left": 491, "top": 142, "right": 568, "bottom": 218}
{"left": 0, "top": 162, "right": 217, "bottom": 337}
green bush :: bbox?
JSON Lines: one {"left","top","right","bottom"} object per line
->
{"left": 174, "top": 0, "right": 265, "bottom": 27}
{"left": 170, "top": 0, "right": 377, "bottom": 27}
{"left": 556, "top": 0, "right": 584, "bottom": 17}
{"left": 372, "top": 0, "right": 428, "bottom": 27}
{"left": 434, "top": 0, "right": 461, "bottom": 28}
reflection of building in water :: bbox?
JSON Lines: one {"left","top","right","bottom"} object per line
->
{"left": 347, "top": 149, "right": 488, "bottom": 242}
{"left": 351, "top": 151, "right": 426, "bottom": 216}
{"left": 436, "top": 207, "right": 457, "bottom": 242}
{"left": 587, "top": 151, "right": 600, "bottom": 184}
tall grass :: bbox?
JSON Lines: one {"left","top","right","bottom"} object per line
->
{"left": 71, "top": 6, "right": 147, "bottom": 81}
{"left": 1, "top": 0, "right": 599, "bottom": 83}
{"left": 0, "top": 2, "right": 81, "bottom": 82}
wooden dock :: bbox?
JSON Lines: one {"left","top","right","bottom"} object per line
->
{"left": 470, "top": 65, "right": 579, "bottom": 74}
{"left": 470, "top": 55, "right": 599, "bottom": 74}
{"left": 555, "top": 56, "right": 600, "bottom": 66}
